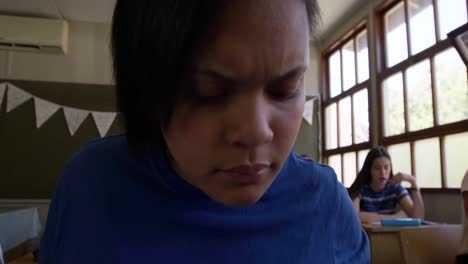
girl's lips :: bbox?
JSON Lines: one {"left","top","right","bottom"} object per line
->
{"left": 378, "top": 177, "right": 388, "bottom": 183}
{"left": 221, "top": 164, "right": 269, "bottom": 184}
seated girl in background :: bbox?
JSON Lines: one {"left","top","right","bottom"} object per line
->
{"left": 348, "top": 146, "right": 425, "bottom": 223}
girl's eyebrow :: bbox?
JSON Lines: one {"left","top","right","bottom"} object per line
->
{"left": 195, "top": 65, "right": 308, "bottom": 85}
{"left": 195, "top": 69, "right": 240, "bottom": 85}
{"left": 271, "top": 66, "right": 308, "bottom": 83}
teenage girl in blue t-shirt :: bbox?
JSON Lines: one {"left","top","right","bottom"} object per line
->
{"left": 348, "top": 146, "right": 425, "bottom": 223}
{"left": 39, "top": 0, "right": 370, "bottom": 263}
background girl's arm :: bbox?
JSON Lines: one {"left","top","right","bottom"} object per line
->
{"left": 394, "top": 172, "right": 425, "bottom": 219}
{"left": 352, "top": 197, "right": 408, "bottom": 223}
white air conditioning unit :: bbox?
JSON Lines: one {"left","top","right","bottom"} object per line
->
{"left": 0, "top": 15, "right": 69, "bottom": 54}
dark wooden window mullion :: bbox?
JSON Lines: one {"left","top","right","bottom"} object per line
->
{"left": 324, "top": 58, "right": 331, "bottom": 153}
{"left": 403, "top": 71, "right": 410, "bottom": 133}
{"left": 340, "top": 49, "right": 344, "bottom": 95}
{"left": 352, "top": 38, "right": 358, "bottom": 145}
{"left": 351, "top": 94, "right": 356, "bottom": 145}
{"left": 355, "top": 151, "right": 360, "bottom": 176}
{"left": 432, "top": 0, "right": 441, "bottom": 42}
{"left": 338, "top": 47, "right": 344, "bottom": 149}
{"left": 410, "top": 140, "right": 415, "bottom": 178}
{"left": 430, "top": 57, "right": 439, "bottom": 127}
{"left": 354, "top": 37, "right": 359, "bottom": 86}
{"left": 404, "top": 0, "right": 412, "bottom": 57}
{"left": 380, "top": 39, "right": 451, "bottom": 80}
{"left": 377, "top": 75, "right": 385, "bottom": 144}
{"left": 439, "top": 136, "right": 447, "bottom": 188}
{"left": 322, "top": 81, "right": 369, "bottom": 106}
{"left": 340, "top": 154, "right": 345, "bottom": 183}
{"left": 323, "top": 141, "right": 372, "bottom": 157}
{"left": 337, "top": 101, "right": 341, "bottom": 148}
{"left": 381, "top": 119, "right": 468, "bottom": 145}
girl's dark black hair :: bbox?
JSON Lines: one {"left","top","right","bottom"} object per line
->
{"left": 111, "top": 0, "right": 321, "bottom": 156}
{"left": 348, "top": 146, "right": 394, "bottom": 199}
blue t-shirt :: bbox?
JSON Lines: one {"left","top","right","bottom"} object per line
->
{"left": 359, "top": 183, "right": 409, "bottom": 214}
{"left": 40, "top": 135, "right": 369, "bottom": 264}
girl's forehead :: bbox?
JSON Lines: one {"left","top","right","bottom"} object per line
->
{"left": 190, "top": 0, "right": 309, "bottom": 87}
{"left": 372, "top": 157, "right": 391, "bottom": 166}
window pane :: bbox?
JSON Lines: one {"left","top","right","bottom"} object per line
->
{"left": 358, "top": 149, "right": 370, "bottom": 172}
{"left": 437, "top": 0, "right": 468, "bottom": 40}
{"left": 385, "top": 2, "right": 408, "bottom": 67}
{"left": 343, "top": 152, "right": 357, "bottom": 187}
{"left": 353, "top": 89, "right": 369, "bottom": 143}
{"left": 325, "top": 104, "right": 338, "bottom": 150}
{"left": 406, "top": 59, "right": 434, "bottom": 131}
{"left": 414, "top": 137, "right": 442, "bottom": 188}
{"left": 387, "top": 143, "right": 412, "bottom": 188}
{"left": 357, "top": 31, "right": 369, "bottom": 83}
{"left": 435, "top": 48, "right": 468, "bottom": 125}
{"left": 342, "top": 40, "right": 356, "bottom": 91}
{"left": 339, "top": 97, "right": 352, "bottom": 147}
{"left": 329, "top": 51, "right": 342, "bottom": 98}
{"left": 408, "top": 0, "right": 436, "bottom": 55}
{"left": 383, "top": 73, "right": 405, "bottom": 136}
{"left": 444, "top": 132, "right": 468, "bottom": 188}
{"left": 328, "top": 155, "right": 342, "bottom": 183}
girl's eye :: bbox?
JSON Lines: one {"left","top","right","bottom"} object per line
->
{"left": 187, "top": 73, "right": 234, "bottom": 104}
{"left": 191, "top": 81, "right": 231, "bottom": 104}
{"left": 268, "top": 78, "right": 303, "bottom": 100}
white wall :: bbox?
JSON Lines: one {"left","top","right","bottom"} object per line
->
{"left": 305, "top": 44, "right": 321, "bottom": 96}
{"left": 0, "top": 20, "right": 113, "bottom": 85}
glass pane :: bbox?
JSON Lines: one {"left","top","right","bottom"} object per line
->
{"left": 385, "top": 2, "right": 408, "bottom": 67}
{"left": 406, "top": 59, "right": 434, "bottom": 131}
{"left": 329, "top": 51, "right": 342, "bottom": 98}
{"left": 435, "top": 48, "right": 468, "bottom": 125}
{"left": 353, "top": 89, "right": 369, "bottom": 144}
{"left": 444, "top": 132, "right": 468, "bottom": 188}
{"left": 342, "top": 40, "right": 356, "bottom": 91}
{"left": 357, "top": 31, "right": 369, "bottom": 83}
{"left": 414, "top": 137, "right": 442, "bottom": 188}
{"left": 437, "top": 0, "right": 468, "bottom": 40}
{"left": 339, "top": 97, "right": 352, "bottom": 147}
{"left": 383, "top": 73, "right": 405, "bottom": 136}
{"left": 343, "top": 152, "right": 357, "bottom": 187}
{"left": 328, "top": 155, "right": 342, "bottom": 183}
{"left": 408, "top": 0, "right": 436, "bottom": 55}
{"left": 325, "top": 104, "right": 338, "bottom": 150}
{"left": 387, "top": 143, "right": 412, "bottom": 188}
{"left": 358, "top": 149, "right": 370, "bottom": 172}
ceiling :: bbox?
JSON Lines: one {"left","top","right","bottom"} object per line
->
{"left": 0, "top": 0, "right": 361, "bottom": 40}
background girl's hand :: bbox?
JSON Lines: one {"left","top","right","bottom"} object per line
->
{"left": 393, "top": 172, "right": 416, "bottom": 186}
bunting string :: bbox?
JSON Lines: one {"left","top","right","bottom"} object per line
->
{"left": 1, "top": 81, "right": 314, "bottom": 136}
{"left": 0, "top": 82, "right": 118, "bottom": 137}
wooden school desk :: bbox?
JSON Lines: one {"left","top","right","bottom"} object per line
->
{"left": 363, "top": 223, "right": 462, "bottom": 264}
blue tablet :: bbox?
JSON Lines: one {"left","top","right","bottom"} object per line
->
{"left": 381, "top": 218, "right": 422, "bottom": 227}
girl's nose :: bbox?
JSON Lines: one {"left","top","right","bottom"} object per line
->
{"left": 225, "top": 94, "right": 274, "bottom": 149}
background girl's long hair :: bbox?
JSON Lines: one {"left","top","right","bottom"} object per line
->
{"left": 348, "top": 146, "right": 394, "bottom": 199}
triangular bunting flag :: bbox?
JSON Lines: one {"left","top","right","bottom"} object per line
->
{"left": 34, "top": 97, "right": 61, "bottom": 128}
{"left": 63, "top": 107, "right": 89, "bottom": 136}
{"left": 302, "top": 99, "right": 315, "bottom": 125}
{"left": 6, "top": 83, "right": 33, "bottom": 112}
{"left": 0, "top": 83, "right": 6, "bottom": 109}
{"left": 92, "top": 111, "right": 117, "bottom": 137}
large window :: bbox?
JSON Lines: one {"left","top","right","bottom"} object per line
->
{"left": 322, "top": 0, "right": 468, "bottom": 189}
{"left": 323, "top": 24, "right": 371, "bottom": 186}
{"left": 379, "top": 0, "right": 468, "bottom": 189}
